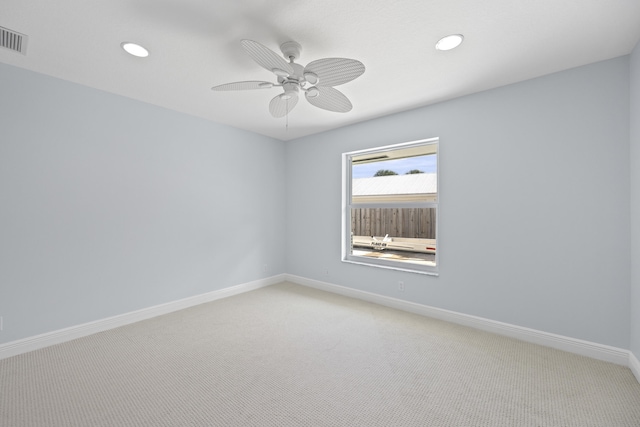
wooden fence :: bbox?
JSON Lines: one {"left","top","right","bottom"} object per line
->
{"left": 351, "top": 208, "right": 436, "bottom": 239}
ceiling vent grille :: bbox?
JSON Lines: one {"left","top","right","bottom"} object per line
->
{"left": 0, "top": 26, "right": 28, "bottom": 55}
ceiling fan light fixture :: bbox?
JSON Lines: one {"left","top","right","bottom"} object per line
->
{"left": 435, "top": 34, "right": 464, "bottom": 51}
{"left": 121, "top": 42, "right": 149, "bottom": 57}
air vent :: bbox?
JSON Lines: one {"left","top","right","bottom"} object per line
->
{"left": 0, "top": 26, "right": 28, "bottom": 55}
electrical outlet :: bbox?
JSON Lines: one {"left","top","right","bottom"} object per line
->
{"left": 398, "top": 281, "right": 405, "bottom": 292}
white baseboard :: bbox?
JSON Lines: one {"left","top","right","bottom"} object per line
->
{"left": 2, "top": 272, "right": 636, "bottom": 381}
{"left": 285, "top": 274, "right": 631, "bottom": 367}
{"left": 0, "top": 274, "right": 285, "bottom": 360}
{"left": 631, "top": 352, "right": 640, "bottom": 384}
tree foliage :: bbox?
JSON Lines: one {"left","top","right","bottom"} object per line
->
{"left": 373, "top": 169, "right": 398, "bottom": 177}
{"left": 405, "top": 169, "right": 424, "bottom": 174}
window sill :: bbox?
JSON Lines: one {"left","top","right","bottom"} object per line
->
{"left": 342, "top": 256, "right": 439, "bottom": 276}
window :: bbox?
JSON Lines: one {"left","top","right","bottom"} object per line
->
{"left": 342, "top": 138, "right": 438, "bottom": 275}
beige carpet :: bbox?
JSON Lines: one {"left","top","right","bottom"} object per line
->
{"left": 1, "top": 282, "right": 639, "bottom": 426}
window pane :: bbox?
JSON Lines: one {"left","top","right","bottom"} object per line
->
{"left": 343, "top": 139, "right": 438, "bottom": 274}
{"left": 350, "top": 207, "right": 436, "bottom": 267}
{"left": 351, "top": 153, "right": 437, "bottom": 204}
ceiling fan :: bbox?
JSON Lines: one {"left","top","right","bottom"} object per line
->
{"left": 212, "top": 40, "right": 365, "bottom": 118}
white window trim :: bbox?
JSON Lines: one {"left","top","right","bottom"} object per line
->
{"left": 341, "top": 137, "right": 439, "bottom": 276}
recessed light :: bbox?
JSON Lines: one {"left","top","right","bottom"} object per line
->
{"left": 435, "top": 34, "right": 464, "bottom": 51}
{"left": 121, "top": 42, "right": 149, "bottom": 57}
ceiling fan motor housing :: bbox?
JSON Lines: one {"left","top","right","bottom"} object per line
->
{"left": 282, "top": 82, "right": 299, "bottom": 95}
{"left": 289, "top": 63, "right": 305, "bottom": 81}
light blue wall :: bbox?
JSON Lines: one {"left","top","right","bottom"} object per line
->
{"left": 286, "top": 57, "right": 631, "bottom": 348}
{"left": 0, "top": 62, "right": 286, "bottom": 344}
{"left": 1, "top": 54, "right": 635, "bottom": 352}
{"left": 631, "top": 41, "right": 640, "bottom": 359}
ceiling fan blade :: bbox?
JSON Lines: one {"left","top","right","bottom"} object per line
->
{"left": 269, "top": 92, "right": 299, "bottom": 118}
{"left": 305, "top": 86, "right": 352, "bottom": 113}
{"left": 241, "top": 39, "right": 294, "bottom": 77}
{"left": 211, "top": 81, "right": 274, "bottom": 91}
{"left": 304, "top": 58, "right": 365, "bottom": 87}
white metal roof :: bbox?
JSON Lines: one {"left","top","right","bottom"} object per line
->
{"left": 352, "top": 173, "right": 437, "bottom": 196}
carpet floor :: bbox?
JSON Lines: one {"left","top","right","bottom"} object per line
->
{"left": 1, "top": 281, "right": 639, "bottom": 426}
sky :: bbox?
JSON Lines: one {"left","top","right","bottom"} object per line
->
{"left": 352, "top": 154, "right": 437, "bottom": 179}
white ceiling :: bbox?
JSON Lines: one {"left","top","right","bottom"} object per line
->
{"left": 2, "top": 0, "right": 640, "bottom": 141}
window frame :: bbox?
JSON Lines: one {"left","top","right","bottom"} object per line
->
{"left": 341, "top": 137, "right": 439, "bottom": 276}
